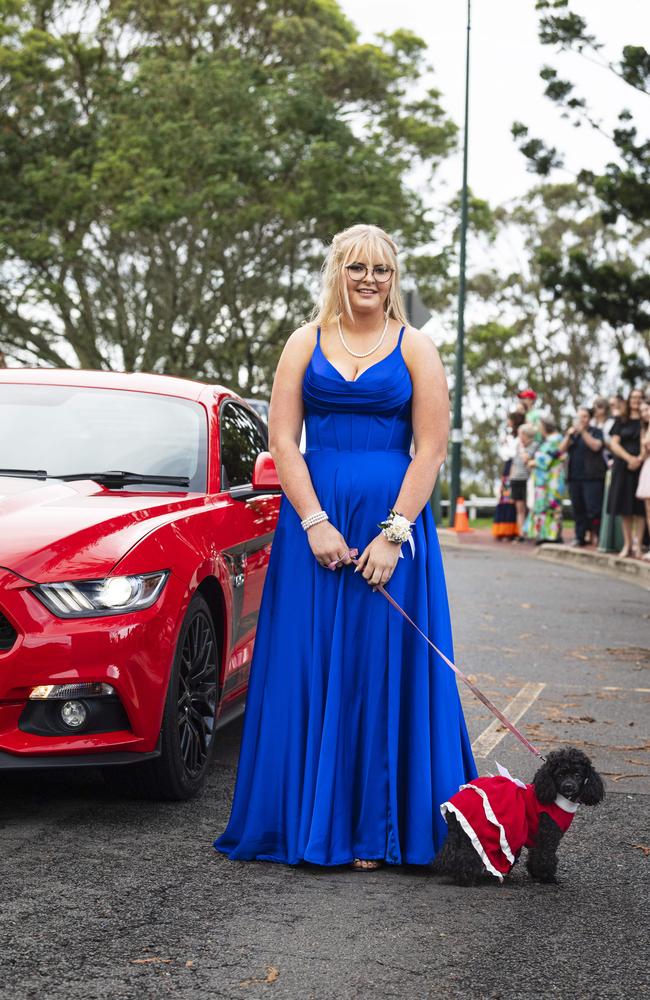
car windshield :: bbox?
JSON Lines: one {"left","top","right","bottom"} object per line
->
{"left": 0, "top": 384, "right": 208, "bottom": 493}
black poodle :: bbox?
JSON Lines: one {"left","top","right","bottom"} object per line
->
{"left": 432, "top": 747, "right": 604, "bottom": 886}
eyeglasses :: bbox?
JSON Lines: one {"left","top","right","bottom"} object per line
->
{"left": 345, "top": 263, "right": 394, "bottom": 284}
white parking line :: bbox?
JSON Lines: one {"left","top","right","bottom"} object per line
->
{"left": 471, "top": 682, "right": 546, "bottom": 759}
{"left": 602, "top": 686, "right": 650, "bottom": 693}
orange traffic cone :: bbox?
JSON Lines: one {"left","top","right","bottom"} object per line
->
{"left": 453, "top": 496, "right": 473, "bottom": 533}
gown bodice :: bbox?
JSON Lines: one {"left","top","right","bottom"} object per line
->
{"left": 302, "top": 325, "right": 413, "bottom": 454}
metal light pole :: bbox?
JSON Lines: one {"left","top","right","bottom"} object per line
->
{"left": 449, "top": 0, "right": 471, "bottom": 526}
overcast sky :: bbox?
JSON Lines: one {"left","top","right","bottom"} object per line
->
{"left": 339, "top": 0, "right": 649, "bottom": 208}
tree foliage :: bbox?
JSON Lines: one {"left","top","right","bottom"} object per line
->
{"left": 0, "top": 0, "right": 456, "bottom": 386}
{"left": 511, "top": 0, "right": 649, "bottom": 382}
{"left": 439, "top": 184, "right": 618, "bottom": 488}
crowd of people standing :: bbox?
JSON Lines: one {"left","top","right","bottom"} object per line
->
{"left": 492, "top": 387, "right": 650, "bottom": 560}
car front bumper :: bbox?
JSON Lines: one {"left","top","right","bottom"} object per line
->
{"left": 0, "top": 567, "right": 188, "bottom": 764}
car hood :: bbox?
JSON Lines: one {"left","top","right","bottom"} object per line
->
{"left": 0, "top": 477, "right": 206, "bottom": 583}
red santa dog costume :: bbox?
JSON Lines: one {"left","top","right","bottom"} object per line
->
{"left": 440, "top": 763, "right": 578, "bottom": 881}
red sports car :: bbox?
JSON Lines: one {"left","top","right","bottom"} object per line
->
{"left": 0, "top": 369, "right": 282, "bottom": 798}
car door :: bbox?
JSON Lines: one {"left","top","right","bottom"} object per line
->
{"left": 218, "top": 400, "right": 279, "bottom": 700}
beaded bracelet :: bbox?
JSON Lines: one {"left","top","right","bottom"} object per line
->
{"left": 301, "top": 509, "right": 329, "bottom": 531}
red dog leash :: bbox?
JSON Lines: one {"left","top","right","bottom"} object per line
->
{"left": 349, "top": 555, "right": 546, "bottom": 762}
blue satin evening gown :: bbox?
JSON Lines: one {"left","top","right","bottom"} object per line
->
{"left": 213, "top": 325, "right": 477, "bottom": 866}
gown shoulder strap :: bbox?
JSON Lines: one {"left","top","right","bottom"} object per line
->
{"left": 398, "top": 325, "right": 406, "bottom": 345}
{"left": 316, "top": 325, "right": 321, "bottom": 345}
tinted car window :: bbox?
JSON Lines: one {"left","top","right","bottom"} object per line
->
{"left": 0, "top": 384, "right": 208, "bottom": 492}
{"left": 220, "top": 402, "right": 267, "bottom": 489}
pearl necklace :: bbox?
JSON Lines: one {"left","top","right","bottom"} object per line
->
{"left": 337, "top": 312, "right": 389, "bottom": 357}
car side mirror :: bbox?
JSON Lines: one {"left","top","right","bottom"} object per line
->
{"left": 252, "top": 451, "right": 282, "bottom": 492}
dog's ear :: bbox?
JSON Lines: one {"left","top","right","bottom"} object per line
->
{"left": 533, "top": 761, "right": 557, "bottom": 805}
{"left": 580, "top": 766, "right": 605, "bottom": 806}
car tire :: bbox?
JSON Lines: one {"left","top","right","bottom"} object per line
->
{"left": 103, "top": 592, "right": 220, "bottom": 801}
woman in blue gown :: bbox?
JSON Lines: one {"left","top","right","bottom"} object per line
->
{"left": 213, "top": 223, "right": 477, "bottom": 870}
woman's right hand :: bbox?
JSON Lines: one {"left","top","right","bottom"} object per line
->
{"left": 306, "top": 521, "right": 357, "bottom": 570}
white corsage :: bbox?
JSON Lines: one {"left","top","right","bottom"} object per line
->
{"left": 377, "top": 508, "right": 416, "bottom": 559}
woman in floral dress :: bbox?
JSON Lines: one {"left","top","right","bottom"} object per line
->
{"left": 524, "top": 414, "right": 567, "bottom": 543}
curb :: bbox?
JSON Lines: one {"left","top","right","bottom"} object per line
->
{"left": 437, "top": 527, "right": 650, "bottom": 590}
{"left": 534, "top": 543, "right": 650, "bottom": 590}
{"left": 437, "top": 528, "right": 460, "bottom": 546}
{"left": 437, "top": 528, "right": 486, "bottom": 553}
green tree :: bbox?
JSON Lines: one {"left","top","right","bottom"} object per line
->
{"left": 438, "top": 184, "right": 615, "bottom": 491}
{"left": 511, "top": 0, "right": 649, "bottom": 384}
{"left": 0, "top": 0, "right": 456, "bottom": 387}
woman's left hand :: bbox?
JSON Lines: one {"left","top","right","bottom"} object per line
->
{"left": 354, "top": 533, "right": 402, "bottom": 590}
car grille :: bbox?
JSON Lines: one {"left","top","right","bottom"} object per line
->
{"left": 0, "top": 610, "right": 17, "bottom": 652}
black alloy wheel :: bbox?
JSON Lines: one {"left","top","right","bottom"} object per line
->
{"left": 104, "top": 592, "right": 220, "bottom": 800}
{"left": 177, "top": 608, "right": 218, "bottom": 778}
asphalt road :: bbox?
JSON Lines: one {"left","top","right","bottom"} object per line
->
{"left": 1, "top": 545, "right": 648, "bottom": 1000}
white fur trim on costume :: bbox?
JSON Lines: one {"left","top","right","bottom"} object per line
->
{"left": 457, "top": 782, "right": 516, "bottom": 865}
{"left": 554, "top": 793, "right": 579, "bottom": 814}
{"left": 440, "top": 801, "right": 504, "bottom": 881}
{"left": 494, "top": 761, "right": 527, "bottom": 789}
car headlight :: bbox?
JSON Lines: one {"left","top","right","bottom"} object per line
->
{"left": 31, "top": 571, "right": 169, "bottom": 618}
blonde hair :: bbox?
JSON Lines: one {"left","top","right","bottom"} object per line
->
{"left": 311, "top": 224, "right": 408, "bottom": 327}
